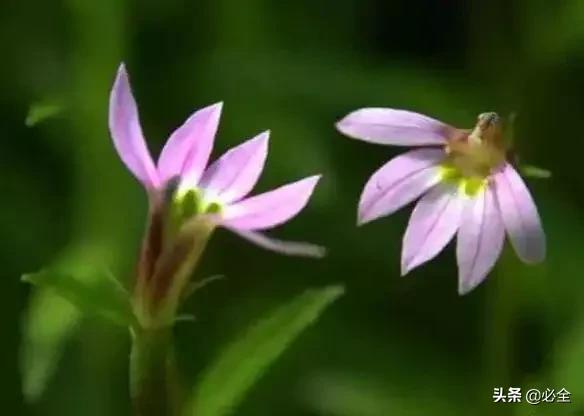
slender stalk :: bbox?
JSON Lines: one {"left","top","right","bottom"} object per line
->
{"left": 130, "top": 327, "right": 183, "bottom": 416}
{"left": 129, "top": 197, "right": 215, "bottom": 416}
{"left": 482, "top": 249, "right": 517, "bottom": 415}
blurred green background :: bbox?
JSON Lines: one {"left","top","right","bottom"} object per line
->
{"left": 2, "top": 0, "right": 584, "bottom": 414}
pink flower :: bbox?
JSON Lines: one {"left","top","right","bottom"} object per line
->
{"left": 337, "top": 108, "right": 545, "bottom": 294}
{"left": 109, "top": 64, "right": 324, "bottom": 258}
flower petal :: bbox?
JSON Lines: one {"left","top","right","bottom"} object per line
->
{"left": 221, "top": 175, "right": 320, "bottom": 230}
{"left": 157, "top": 102, "right": 223, "bottom": 186}
{"left": 358, "top": 149, "right": 445, "bottom": 225}
{"left": 109, "top": 64, "right": 159, "bottom": 188}
{"left": 456, "top": 186, "right": 505, "bottom": 295}
{"left": 336, "top": 108, "right": 453, "bottom": 146}
{"left": 226, "top": 228, "right": 326, "bottom": 258}
{"left": 401, "top": 183, "right": 463, "bottom": 275}
{"left": 199, "top": 131, "right": 269, "bottom": 203}
{"left": 493, "top": 163, "right": 546, "bottom": 263}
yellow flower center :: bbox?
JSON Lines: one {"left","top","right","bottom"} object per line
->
{"left": 439, "top": 165, "right": 487, "bottom": 197}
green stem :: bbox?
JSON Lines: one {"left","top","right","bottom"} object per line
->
{"left": 130, "top": 327, "right": 183, "bottom": 416}
{"left": 483, "top": 249, "right": 517, "bottom": 415}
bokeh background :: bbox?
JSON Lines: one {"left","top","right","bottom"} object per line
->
{"left": 2, "top": 0, "right": 584, "bottom": 414}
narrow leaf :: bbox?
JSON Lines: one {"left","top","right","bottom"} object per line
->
{"left": 22, "top": 268, "right": 134, "bottom": 327}
{"left": 21, "top": 291, "right": 80, "bottom": 402}
{"left": 190, "top": 285, "right": 344, "bottom": 416}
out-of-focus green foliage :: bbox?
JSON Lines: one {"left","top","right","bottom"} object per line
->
{"left": 191, "top": 285, "right": 344, "bottom": 416}
{"left": 22, "top": 268, "right": 133, "bottom": 327}
{"left": 552, "top": 321, "right": 584, "bottom": 404}
{"left": 520, "top": 165, "right": 552, "bottom": 179}
{"left": 17, "top": 0, "right": 130, "bottom": 409}
{"left": 304, "top": 372, "right": 466, "bottom": 416}
{"left": 20, "top": 289, "right": 79, "bottom": 403}
{"left": 25, "top": 100, "right": 64, "bottom": 127}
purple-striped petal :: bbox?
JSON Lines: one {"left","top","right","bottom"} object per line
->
{"left": 157, "top": 102, "right": 223, "bottom": 186}
{"left": 109, "top": 64, "right": 159, "bottom": 188}
{"left": 401, "top": 184, "right": 463, "bottom": 275}
{"left": 199, "top": 131, "right": 269, "bottom": 203}
{"left": 493, "top": 163, "right": 546, "bottom": 263}
{"left": 456, "top": 186, "right": 505, "bottom": 295}
{"left": 358, "top": 149, "right": 445, "bottom": 225}
{"left": 336, "top": 108, "right": 453, "bottom": 146}
{"left": 221, "top": 175, "right": 320, "bottom": 230}
{"left": 226, "top": 227, "right": 326, "bottom": 258}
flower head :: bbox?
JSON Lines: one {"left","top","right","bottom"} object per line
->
{"left": 109, "top": 64, "right": 323, "bottom": 259}
{"left": 337, "top": 108, "right": 545, "bottom": 294}
{"left": 109, "top": 64, "right": 323, "bottom": 325}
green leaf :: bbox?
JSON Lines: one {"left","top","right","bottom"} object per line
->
{"left": 189, "top": 285, "right": 345, "bottom": 416}
{"left": 22, "top": 268, "right": 134, "bottom": 327}
{"left": 25, "top": 100, "right": 64, "bottom": 127}
{"left": 21, "top": 290, "right": 80, "bottom": 402}
{"left": 20, "top": 267, "right": 134, "bottom": 399}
